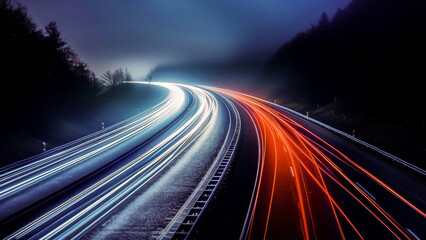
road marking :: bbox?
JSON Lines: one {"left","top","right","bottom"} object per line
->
{"left": 406, "top": 228, "right": 421, "bottom": 240}
{"left": 290, "top": 166, "right": 294, "bottom": 177}
{"left": 355, "top": 182, "right": 376, "bottom": 200}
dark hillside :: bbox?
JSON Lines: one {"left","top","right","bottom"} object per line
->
{"left": 0, "top": 83, "right": 168, "bottom": 167}
{"left": 0, "top": 0, "right": 104, "bottom": 165}
{"left": 267, "top": 0, "right": 426, "bottom": 123}
{"left": 265, "top": 0, "right": 426, "bottom": 167}
{"left": 0, "top": 0, "right": 99, "bottom": 130}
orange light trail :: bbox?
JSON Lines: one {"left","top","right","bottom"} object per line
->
{"left": 209, "top": 87, "right": 424, "bottom": 240}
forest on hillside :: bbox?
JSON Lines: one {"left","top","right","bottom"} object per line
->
{"left": 0, "top": 0, "right": 101, "bottom": 130}
{"left": 266, "top": 0, "right": 426, "bottom": 125}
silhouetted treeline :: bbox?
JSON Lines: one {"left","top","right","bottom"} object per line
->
{"left": 266, "top": 0, "right": 426, "bottom": 124}
{"left": 0, "top": 0, "right": 101, "bottom": 129}
{"left": 101, "top": 68, "right": 133, "bottom": 86}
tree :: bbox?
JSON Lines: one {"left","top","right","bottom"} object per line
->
{"left": 318, "top": 12, "right": 329, "bottom": 27}
{"left": 0, "top": 0, "right": 38, "bottom": 34}
{"left": 101, "top": 68, "right": 131, "bottom": 86}
{"left": 45, "top": 21, "right": 66, "bottom": 50}
{"left": 124, "top": 68, "right": 132, "bottom": 82}
{"left": 333, "top": 8, "right": 344, "bottom": 22}
{"left": 101, "top": 70, "right": 113, "bottom": 86}
{"left": 112, "top": 68, "right": 124, "bottom": 86}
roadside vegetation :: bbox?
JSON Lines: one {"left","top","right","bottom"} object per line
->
{"left": 101, "top": 68, "right": 133, "bottom": 86}
{"left": 265, "top": 0, "right": 426, "bottom": 167}
{"left": 0, "top": 0, "right": 141, "bottom": 166}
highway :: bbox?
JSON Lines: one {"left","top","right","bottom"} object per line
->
{"left": 214, "top": 88, "right": 425, "bottom": 240}
{"left": 0, "top": 82, "right": 240, "bottom": 239}
{"left": 1, "top": 81, "right": 425, "bottom": 240}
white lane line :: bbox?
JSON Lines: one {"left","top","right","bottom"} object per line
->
{"left": 290, "top": 166, "right": 294, "bottom": 177}
{"left": 406, "top": 228, "right": 421, "bottom": 240}
{"left": 355, "top": 182, "right": 376, "bottom": 200}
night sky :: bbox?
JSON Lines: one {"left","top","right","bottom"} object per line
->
{"left": 19, "top": 0, "right": 350, "bottom": 79}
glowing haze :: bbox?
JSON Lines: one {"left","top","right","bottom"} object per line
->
{"left": 19, "top": 0, "right": 350, "bottom": 79}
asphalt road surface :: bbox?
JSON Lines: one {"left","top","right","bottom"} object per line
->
{"left": 214, "top": 88, "right": 425, "bottom": 240}
{"left": 0, "top": 82, "right": 240, "bottom": 239}
{"left": 1, "top": 82, "right": 424, "bottom": 240}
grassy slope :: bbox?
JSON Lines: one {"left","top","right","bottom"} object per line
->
{"left": 0, "top": 83, "right": 167, "bottom": 167}
{"left": 284, "top": 100, "right": 426, "bottom": 169}
{"left": 264, "top": 0, "right": 426, "bottom": 169}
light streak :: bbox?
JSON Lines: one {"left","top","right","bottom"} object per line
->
{"left": 2, "top": 83, "right": 423, "bottom": 240}
{"left": 0, "top": 83, "right": 186, "bottom": 200}
{"left": 355, "top": 182, "right": 376, "bottom": 201}
{"left": 213, "top": 87, "right": 424, "bottom": 240}
{"left": 3, "top": 82, "right": 222, "bottom": 240}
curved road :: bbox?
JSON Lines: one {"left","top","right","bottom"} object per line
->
{"left": 214, "top": 88, "right": 425, "bottom": 240}
{"left": 0, "top": 82, "right": 240, "bottom": 239}
{"left": 1, "top": 82, "right": 424, "bottom": 240}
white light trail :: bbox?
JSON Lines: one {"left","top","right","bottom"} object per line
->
{"left": 0, "top": 83, "right": 186, "bottom": 200}
{"left": 5, "top": 82, "right": 222, "bottom": 240}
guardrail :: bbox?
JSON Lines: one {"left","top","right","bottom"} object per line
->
{"left": 0, "top": 101, "right": 165, "bottom": 174}
{"left": 269, "top": 102, "right": 426, "bottom": 176}
{"left": 157, "top": 93, "right": 241, "bottom": 240}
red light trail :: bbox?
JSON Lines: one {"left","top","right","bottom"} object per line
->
{"left": 212, "top": 88, "right": 424, "bottom": 240}
{"left": 1, "top": 83, "right": 424, "bottom": 240}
